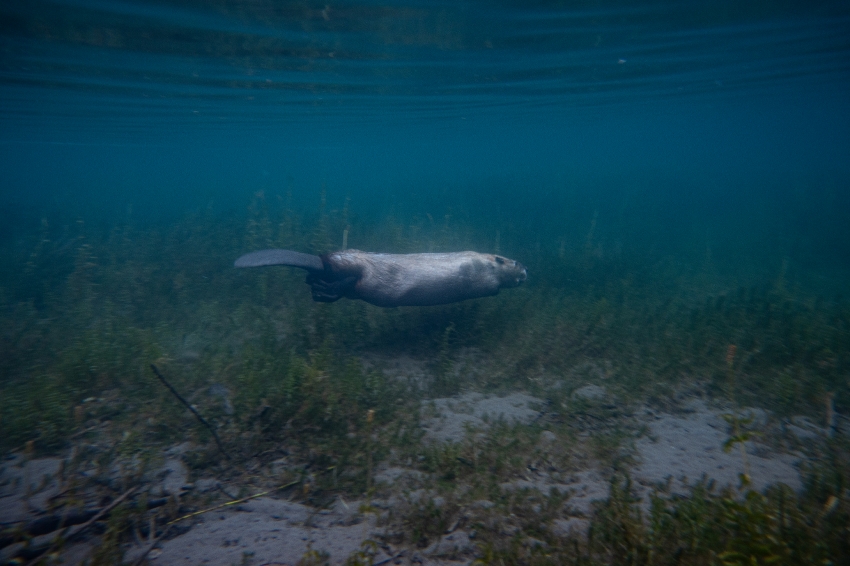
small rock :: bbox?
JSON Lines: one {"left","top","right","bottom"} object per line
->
{"left": 540, "top": 430, "right": 557, "bottom": 443}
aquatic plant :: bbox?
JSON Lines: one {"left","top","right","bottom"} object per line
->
{"left": 0, "top": 189, "right": 848, "bottom": 563}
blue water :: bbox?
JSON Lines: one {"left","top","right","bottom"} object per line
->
{"left": 1, "top": 0, "right": 849, "bottom": 274}
{"left": 4, "top": 0, "right": 850, "bottom": 546}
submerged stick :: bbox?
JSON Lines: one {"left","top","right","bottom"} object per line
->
{"left": 21, "top": 487, "right": 138, "bottom": 566}
{"left": 166, "top": 478, "right": 302, "bottom": 526}
{"left": 165, "top": 465, "right": 335, "bottom": 528}
{"left": 149, "top": 364, "right": 232, "bottom": 460}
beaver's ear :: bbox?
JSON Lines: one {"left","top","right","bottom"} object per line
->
{"left": 495, "top": 256, "right": 505, "bottom": 264}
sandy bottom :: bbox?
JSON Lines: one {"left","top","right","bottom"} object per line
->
{"left": 2, "top": 386, "right": 832, "bottom": 566}
{"left": 634, "top": 399, "right": 801, "bottom": 494}
{"left": 134, "top": 498, "right": 390, "bottom": 566}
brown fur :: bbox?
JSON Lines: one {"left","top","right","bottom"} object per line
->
{"left": 235, "top": 248, "right": 527, "bottom": 307}
{"left": 316, "top": 250, "right": 527, "bottom": 307}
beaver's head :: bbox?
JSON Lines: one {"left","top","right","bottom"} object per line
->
{"left": 492, "top": 255, "right": 527, "bottom": 288}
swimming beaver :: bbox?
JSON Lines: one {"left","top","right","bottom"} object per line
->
{"left": 234, "top": 248, "right": 527, "bottom": 307}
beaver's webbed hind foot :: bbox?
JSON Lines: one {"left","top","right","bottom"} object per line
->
{"left": 306, "top": 274, "right": 358, "bottom": 303}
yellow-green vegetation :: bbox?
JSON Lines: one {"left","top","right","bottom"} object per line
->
{"left": 1, "top": 190, "right": 849, "bottom": 563}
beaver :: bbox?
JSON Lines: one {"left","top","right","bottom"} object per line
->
{"left": 234, "top": 248, "right": 527, "bottom": 307}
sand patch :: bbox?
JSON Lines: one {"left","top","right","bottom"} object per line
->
{"left": 421, "top": 392, "right": 543, "bottom": 443}
{"left": 143, "top": 498, "right": 389, "bottom": 566}
{"left": 634, "top": 400, "right": 802, "bottom": 493}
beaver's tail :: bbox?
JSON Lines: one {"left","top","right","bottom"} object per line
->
{"left": 234, "top": 249, "right": 324, "bottom": 272}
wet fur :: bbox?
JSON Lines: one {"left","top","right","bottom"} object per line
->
{"left": 235, "top": 249, "right": 527, "bottom": 307}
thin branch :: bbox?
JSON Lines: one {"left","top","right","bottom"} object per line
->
{"left": 164, "top": 466, "right": 335, "bottom": 527}
{"left": 22, "top": 487, "right": 138, "bottom": 566}
{"left": 165, "top": 479, "right": 301, "bottom": 527}
{"left": 149, "top": 364, "right": 232, "bottom": 460}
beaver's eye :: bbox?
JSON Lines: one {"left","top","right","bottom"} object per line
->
{"left": 495, "top": 256, "right": 505, "bottom": 264}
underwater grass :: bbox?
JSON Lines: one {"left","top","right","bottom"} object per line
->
{"left": 455, "top": 456, "right": 850, "bottom": 566}
{"left": 0, "top": 189, "right": 848, "bottom": 562}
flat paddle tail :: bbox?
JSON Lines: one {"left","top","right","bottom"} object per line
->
{"left": 234, "top": 249, "right": 324, "bottom": 271}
